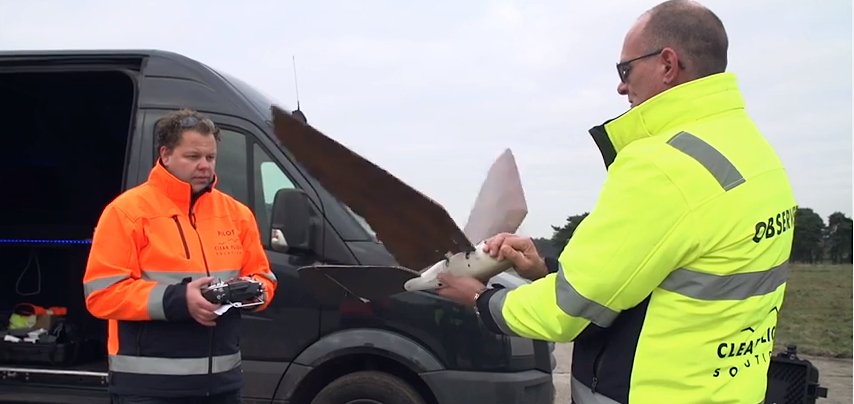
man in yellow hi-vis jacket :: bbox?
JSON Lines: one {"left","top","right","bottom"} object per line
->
{"left": 437, "top": 1, "right": 796, "bottom": 403}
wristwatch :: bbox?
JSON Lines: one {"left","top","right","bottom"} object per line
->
{"left": 472, "top": 286, "right": 489, "bottom": 317}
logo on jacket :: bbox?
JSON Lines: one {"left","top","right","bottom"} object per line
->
{"left": 214, "top": 229, "right": 243, "bottom": 256}
{"left": 712, "top": 306, "right": 778, "bottom": 378}
{"left": 752, "top": 205, "right": 797, "bottom": 243}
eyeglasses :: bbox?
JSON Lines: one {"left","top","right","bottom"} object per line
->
{"left": 616, "top": 49, "right": 663, "bottom": 83}
{"left": 178, "top": 116, "right": 216, "bottom": 131}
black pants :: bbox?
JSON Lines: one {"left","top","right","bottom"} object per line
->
{"left": 110, "top": 390, "right": 241, "bottom": 404}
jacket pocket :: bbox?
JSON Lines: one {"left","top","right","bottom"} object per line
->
{"left": 591, "top": 335, "right": 609, "bottom": 393}
{"left": 172, "top": 215, "right": 190, "bottom": 259}
{"left": 137, "top": 320, "right": 211, "bottom": 358}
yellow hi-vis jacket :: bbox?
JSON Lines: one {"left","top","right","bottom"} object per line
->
{"left": 476, "top": 72, "right": 796, "bottom": 404}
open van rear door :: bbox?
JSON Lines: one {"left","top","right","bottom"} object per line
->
{"left": 271, "top": 106, "right": 530, "bottom": 300}
{"left": 271, "top": 106, "right": 473, "bottom": 272}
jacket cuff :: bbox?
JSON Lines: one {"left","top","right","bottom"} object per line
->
{"left": 475, "top": 288, "right": 506, "bottom": 335}
{"left": 544, "top": 256, "right": 561, "bottom": 274}
{"left": 162, "top": 283, "right": 192, "bottom": 321}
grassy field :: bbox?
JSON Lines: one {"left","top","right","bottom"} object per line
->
{"left": 774, "top": 263, "right": 852, "bottom": 358}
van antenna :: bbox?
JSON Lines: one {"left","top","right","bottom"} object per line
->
{"left": 291, "top": 55, "right": 307, "bottom": 124}
{"left": 288, "top": 54, "right": 321, "bottom": 256}
{"left": 292, "top": 56, "right": 301, "bottom": 110}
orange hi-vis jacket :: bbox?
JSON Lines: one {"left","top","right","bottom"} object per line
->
{"left": 83, "top": 161, "right": 277, "bottom": 397}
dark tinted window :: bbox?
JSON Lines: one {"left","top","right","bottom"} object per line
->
{"left": 215, "top": 129, "right": 249, "bottom": 207}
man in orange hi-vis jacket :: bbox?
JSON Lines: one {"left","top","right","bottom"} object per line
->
{"left": 83, "top": 108, "right": 278, "bottom": 404}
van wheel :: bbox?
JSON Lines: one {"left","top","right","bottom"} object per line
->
{"left": 311, "top": 370, "right": 425, "bottom": 404}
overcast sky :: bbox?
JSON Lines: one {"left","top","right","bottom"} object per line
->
{"left": 2, "top": 0, "right": 851, "bottom": 238}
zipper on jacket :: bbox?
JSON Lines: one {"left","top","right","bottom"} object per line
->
{"left": 172, "top": 216, "right": 191, "bottom": 259}
{"left": 189, "top": 206, "right": 215, "bottom": 390}
{"left": 135, "top": 324, "right": 146, "bottom": 356}
{"left": 189, "top": 211, "right": 211, "bottom": 277}
{"left": 207, "top": 327, "right": 215, "bottom": 396}
{"left": 591, "top": 337, "right": 609, "bottom": 393}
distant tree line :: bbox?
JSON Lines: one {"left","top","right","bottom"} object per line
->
{"left": 790, "top": 209, "right": 853, "bottom": 264}
{"left": 532, "top": 208, "right": 852, "bottom": 264}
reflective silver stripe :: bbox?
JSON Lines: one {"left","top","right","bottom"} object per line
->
{"left": 571, "top": 376, "right": 622, "bottom": 404}
{"left": 508, "top": 336, "right": 535, "bottom": 356}
{"left": 83, "top": 275, "right": 129, "bottom": 297}
{"left": 488, "top": 288, "right": 522, "bottom": 337}
{"left": 257, "top": 271, "right": 278, "bottom": 283}
{"left": 660, "top": 263, "right": 788, "bottom": 300}
{"left": 555, "top": 265, "right": 619, "bottom": 327}
{"left": 109, "top": 352, "right": 241, "bottom": 375}
{"left": 141, "top": 269, "right": 240, "bottom": 284}
{"left": 667, "top": 131, "right": 745, "bottom": 191}
{"left": 210, "top": 269, "right": 241, "bottom": 280}
{"left": 148, "top": 284, "right": 168, "bottom": 320}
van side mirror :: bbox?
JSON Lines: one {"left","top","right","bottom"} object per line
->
{"left": 270, "top": 188, "right": 322, "bottom": 255}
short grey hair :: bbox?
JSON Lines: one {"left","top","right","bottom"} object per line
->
{"left": 642, "top": 0, "right": 729, "bottom": 78}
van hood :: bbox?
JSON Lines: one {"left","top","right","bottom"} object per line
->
{"left": 271, "top": 106, "right": 473, "bottom": 271}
